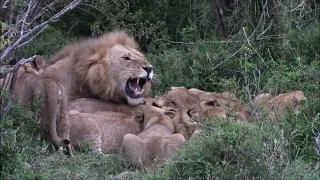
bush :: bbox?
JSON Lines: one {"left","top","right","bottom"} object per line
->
{"left": 279, "top": 99, "right": 320, "bottom": 163}
{"left": 142, "top": 119, "right": 319, "bottom": 179}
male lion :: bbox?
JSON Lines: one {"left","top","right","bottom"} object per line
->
{"left": 68, "top": 110, "right": 143, "bottom": 154}
{"left": 42, "top": 30, "right": 153, "bottom": 105}
{"left": 120, "top": 105, "right": 186, "bottom": 169}
{"left": 12, "top": 56, "right": 72, "bottom": 155}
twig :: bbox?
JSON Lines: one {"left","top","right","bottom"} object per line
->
{"left": 1, "top": 97, "right": 13, "bottom": 120}
{"left": 30, "top": 1, "right": 58, "bottom": 24}
{"left": 1, "top": 0, "right": 10, "bottom": 8}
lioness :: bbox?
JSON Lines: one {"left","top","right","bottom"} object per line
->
{"left": 166, "top": 87, "right": 251, "bottom": 121}
{"left": 200, "top": 99, "right": 252, "bottom": 121}
{"left": 254, "top": 93, "right": 273, "bottom": 107}
{"left": 264, "top": 91, "right": 307, "bottom": 121}
{"left": 161, "top": 86, "right": 203, "bottom": 114}
{"left": 120, "top": 105, "right": 186, "bottom": 169}
{"left": 42, "top": 30, "right": 153, "bottom": 105}
{"left": 12, "top": 56, "right": 72, "bottom": 155}
{"left": 68, "top": 110, "right": 143, "bottom": 154}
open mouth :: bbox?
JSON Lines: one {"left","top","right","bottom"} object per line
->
{"left": 125, "top": 77, "right": 149, "bottom": 98}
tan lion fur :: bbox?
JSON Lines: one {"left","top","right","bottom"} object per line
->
{"left": 68, "top": 98, "right": 196, "bottom": 138}
{"left": 120, "top": 133, "right": 185, "bottom": 169}
{"left": 189, "top": 88, "right": 251, "bottom": 121}
{"left": 68, "top": 98, "right": 136, "bottom": 115}
{"left": 120, "top": 105, "right": 186, "bottom": 169}
{"left": 254, "top": 93, "right": 274, "bottom": 107}
{"left": 161, "top": 86, "right": 203, "bottom": 114}
{"left": 42, "top": 30, "right": 153, "bottom": 105}
{"left": 12, "top": 56, "right": 72, "bottom": 155}
{"left": 171, "top": 108, "right": 200, "bottom": 140}
{"left": 263, "top": 91, "right": 307, "bottom": 121}
{"left": 68, "top": 110, "right": 143, "bottom": 154}
{"left": 164, "top": 87, "right": 251, "bottom": 121}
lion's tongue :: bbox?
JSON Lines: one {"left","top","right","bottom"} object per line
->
{"left": 128, "top": 80, "right": 144, "bottom": 95}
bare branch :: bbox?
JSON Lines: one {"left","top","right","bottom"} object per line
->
{"left": 2, "top": 0, "right": 10, "bottom": 8}
{"left": 16, "top": 24, "right": 48, "bottom": 49}
{"left": 0, "top": 55, "right": 39, "bottom": 78}
{"left": 30, "top": 0, "right": 58, "bottom": 24}
{"left": 0, "top": 0, "right": 83, "bottom": 63}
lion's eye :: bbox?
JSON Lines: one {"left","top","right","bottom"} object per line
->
{"left": 122, "top": 57, "right": 131, "bottom": 60}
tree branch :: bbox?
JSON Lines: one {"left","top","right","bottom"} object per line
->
{"left": 0, "top": 55, "right": 39, "bottom": 78}
{"left": 16, "top": 24, "right": 48, "bottom": 49}
{"left": 0, "top": 0, "right": 83, "bottom": 64}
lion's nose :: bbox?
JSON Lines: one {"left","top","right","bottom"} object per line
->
{"left": 141, "top": 65, "right": 153, "bottom": 75}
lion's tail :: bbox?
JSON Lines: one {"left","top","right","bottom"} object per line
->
{"left": 46, "top": 81, "right": 70, "bottom": 148}
{"left": 57, "top": 83, "right": 73, "bottom": 156}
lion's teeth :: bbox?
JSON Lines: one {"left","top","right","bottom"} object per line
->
{"left": 137, "top": 78, "right": 140, "bottom": 85}
{"left": 134, "top": 88, "right": 144, "bottom": 95}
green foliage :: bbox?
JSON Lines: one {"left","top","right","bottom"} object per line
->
{"left": 0, "top": 97, "right": 41, "bottom": 178}
{"left": 0, "top": 21, "right": 10, "bottom": 49}
{"left": 22, "top": 26, "right": 74, "bottom": 59}
{"left": 143, "top": 119, "right": 319, "bottom": 179}
{"left": 280, "top": 99, "right": 320, "bottom": 163}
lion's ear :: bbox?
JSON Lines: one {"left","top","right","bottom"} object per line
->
{"left": 205, "top": 100, "right": 219, "bottom": 107}
{"left": 152, "top": 99, "right": 164, "bottom": 108}
{"left": 34, "top": 56, "right": 45, "bottom": 70}
{"left": 134, "top": 111, "right": 144, "bottom": 122}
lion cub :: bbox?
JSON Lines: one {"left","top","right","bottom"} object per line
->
{"left": 172, "top": 108, "right": 200, "bottom": 140}
{"left": 68, "top": 110, "right": 143, "bottom": 154}
{"left": 12, "top": 56, "right": 72, "bottom": 155}
{"left": 120, "top": 105, "right": 186, "bottom": 169}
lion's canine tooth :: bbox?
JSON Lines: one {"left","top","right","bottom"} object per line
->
{"left": 137, "top": 78, "right": 140, "bottom": 85}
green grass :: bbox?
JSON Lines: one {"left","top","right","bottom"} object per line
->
{"left": 1, "top": 98, "right": 319, "bottom": 179}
